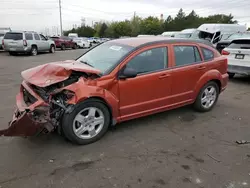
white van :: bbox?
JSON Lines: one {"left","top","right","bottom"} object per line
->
{"left": 68, "top": 33, "right": 78, "bottom": 38}
{"left": 175, "top": 28, "right": 196, "bottom": 38}
{"left": 162, "top": 31, "right": 180, "bottom": 37}
{"left": 191, "top": 24, "right": 247, "bottom": 45}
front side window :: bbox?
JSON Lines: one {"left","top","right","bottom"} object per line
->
{"left": 40, "top": 35, "right": 47, "bottom": 41}
{"left": 174, "top": 46, "right": 201, "bottom": 67}
{"left": 25, "top": 33, "right": 33, "bottom": 40}
{"left": 126, "top": 47, "right": 168, "bottom": 74}
{"left": 34, "top": 34, "right": 40, "bottom": 40}
{"left": 76, "top": 42, "right": 134, "bottom": 74}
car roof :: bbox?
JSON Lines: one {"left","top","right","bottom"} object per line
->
{"left": 107, "top": 36, "right": 214, "bottom": 48}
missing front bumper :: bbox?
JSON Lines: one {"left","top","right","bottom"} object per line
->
{"left": 0, "top": 108, "right": 52, "bottom": 137}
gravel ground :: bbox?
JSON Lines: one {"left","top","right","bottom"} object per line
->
{"left": 0, "top": 49, "right": 249, "bottom": 188}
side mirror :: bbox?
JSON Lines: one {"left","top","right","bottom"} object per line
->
{"left": 119, "top": 67, "right": 137, "bottom": 79}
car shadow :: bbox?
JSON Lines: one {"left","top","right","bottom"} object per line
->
{"left": 229, "top": 75, "right": 250, "bottom": 85}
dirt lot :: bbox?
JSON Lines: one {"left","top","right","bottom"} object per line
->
{"left": 0, "top": 50, "right": 250, "bottom": 188}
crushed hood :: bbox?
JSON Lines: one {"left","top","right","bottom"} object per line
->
{"left": 21, "top": 60, "right": 101, "bottom": 87}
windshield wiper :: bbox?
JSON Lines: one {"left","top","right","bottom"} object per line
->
{"left": 80, "top": 60, "right": 94, "bottom": 67}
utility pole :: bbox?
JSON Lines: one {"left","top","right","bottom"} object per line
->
{"left": 59, "top": 0, "right": 63, "bottom": 36}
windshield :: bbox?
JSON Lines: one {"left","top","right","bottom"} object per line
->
{"left": 175, "top": 33, "right": 192, "bottom": 38}
{"left": 224, "top": 32, "right": 250, "bottom": 40}
{"left": 76, "top": 42, "right": 134, "bottom": 74}
{"left": 190, "top": 30, "right": 200, "bottom": 39}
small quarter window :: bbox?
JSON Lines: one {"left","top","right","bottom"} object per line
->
{"left": 201, "top": 47, "right": 214, "bottom": 61}
{"left": 25, "top": 33, "right": 33, "bottom": 40}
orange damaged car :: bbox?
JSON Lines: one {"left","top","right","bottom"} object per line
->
{"left": 0, "top": 37, "right": 228, "bottom": 145}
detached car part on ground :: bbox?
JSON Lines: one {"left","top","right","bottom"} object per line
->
{"left": 0, "top": 37, "right": 228, "bottom": 145}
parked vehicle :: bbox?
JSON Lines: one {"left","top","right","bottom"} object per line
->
{"left": 191, "top": 24, "right": 247, "bottom": 46}
{"left": 162, "top": 31, "right": 180, "bottom": 37}
{"left": 68, "top": 33, "right": 78, "bottom": 39}
{"left": 73, "top": 37, "right": 91, "bottom": 48}
{"left": 175, "top": 28, "right": 196, "bottom": 38}
{"left": 216, "top": 31, "right": 250, "bottom": 53}
{"left": 0, "top": 37, "right": 228, "bottom": 145}
{"left": 50, "top": 36, "right": 78, "bottom": 50}
{"left": 2, "top": 31, "right": 55, "bottom": 56}
{"left": 221, "top": 38, "right": 250, "bottom": 78}
{"left": 0, "top": 27, "right": 11, "bottom": 50}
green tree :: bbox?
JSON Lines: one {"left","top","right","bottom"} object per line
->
{"left": 140, "top": 16, "right": 164, "bottom": 35}
{"left": 98, "top": 23, "right": 108, "bottom": 37}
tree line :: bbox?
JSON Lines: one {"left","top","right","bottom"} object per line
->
{"left": 64, "top": 8, "right": 240, "bottom": 38}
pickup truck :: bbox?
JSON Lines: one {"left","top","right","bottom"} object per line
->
{"left": 50, "top": 36, "right": 78, "bottom": 50}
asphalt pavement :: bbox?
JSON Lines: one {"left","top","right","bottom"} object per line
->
{"left": 0, "top": 49, "right": 250, "bottom": 188}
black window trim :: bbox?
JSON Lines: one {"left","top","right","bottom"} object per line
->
{"left": 201, "top": 46, "right": 215, "bottom": 62}
{"left": 172, "top": 44, "right": 203, "bottom": 69}
{"left": 119, "top": 46, "right": 170, "bottom": 78}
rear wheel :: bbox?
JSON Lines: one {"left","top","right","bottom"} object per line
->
{"left": 62, "top": 99, "right": 111, "bottom": 145}
{"left": 193, "top": 81, "right": 219, "bottom": 112}
{"left": 30, "top": 46, "right": 38, "bottom": 56}
{"left": 228, "top": 72, "right": 235, "bottom": 79}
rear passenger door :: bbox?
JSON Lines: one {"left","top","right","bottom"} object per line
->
{"left": 170, "top": 44, "right": 207, "bottom": 104}
{"left": 34, "top": 33, "right": 43, "bottom": 51}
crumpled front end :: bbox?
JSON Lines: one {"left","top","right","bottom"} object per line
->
{"left": 0, "top": 81, "right": 55, "bottom": 137}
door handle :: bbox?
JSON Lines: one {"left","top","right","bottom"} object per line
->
{"left": 159, "top": 74, "right": 170, "bottom": 79}
{"left": 197, "top": 66, "right": 206, "bottom": 70}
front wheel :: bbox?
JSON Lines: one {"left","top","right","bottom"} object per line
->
{"left": 72, "top": 43, "right": 77, "bottom": 49}
{"left": 228, "top": 72, "right": 235, "bottom": 79}
{"left": 193, "top": 81, "right": 219, "bottom": 112}
{"left": 62, "top": 99, "right": 111, "bottom": 145}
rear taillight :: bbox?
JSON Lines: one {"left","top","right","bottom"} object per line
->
{"left": 23, "top": 40, "right": 27, "bottom": 46}
{"left": 221, "top": 50, "right": 230, "bottom": 55}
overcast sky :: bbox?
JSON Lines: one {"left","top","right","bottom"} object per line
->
{"left": 1, "top": 0, "right": 250, "bottom": 35}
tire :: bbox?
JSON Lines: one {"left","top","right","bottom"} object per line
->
{"left": 193, "top": 81, "right": 219, "bottom": 112}
{"left": 72, "top": 43, "right": 77, "bottom": 49}
{"left": 228, "top": 72, "right": 235, "bottom": 79}
{"left": 30, "top": 46, "right": 38, "bottom": 56}
{"left": 49, "top": 45, "right": 55, "bottom": 53}
{"left": 9, "top": 51, "right": 16, "bottom": 56}
{"left": 61, "top": 44, "right": 66, "bottom": 50}
{"left": 62, "top": 99, "right": 111, "bottom": 145}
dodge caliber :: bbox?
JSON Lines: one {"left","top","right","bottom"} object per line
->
{"left": 0, "top": 37, "right": 228, "bottom": 145}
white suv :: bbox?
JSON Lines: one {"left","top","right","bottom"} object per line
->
{"left": 222, "top": 38, "right": 250, "bottom": 78}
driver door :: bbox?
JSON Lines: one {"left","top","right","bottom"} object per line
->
{"left": 118, "top": 45, "right": 172, "bottom": 121}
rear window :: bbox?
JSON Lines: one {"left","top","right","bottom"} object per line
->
{"left": 227, "top": 40, "right": 250, "bottom": 49}
{"left": 4, "top": 32, "right": 23, "bottom": 40}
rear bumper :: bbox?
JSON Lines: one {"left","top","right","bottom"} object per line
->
{"left": 4, "top": 46, "right": 31, "bottom": 52}
{"left": 0, "top": 82, "right": 53, "bottom": 137}
{"left": 228, "top": 64, "right": 250, "bottom": 75}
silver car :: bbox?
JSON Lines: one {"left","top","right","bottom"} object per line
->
{"left": 3, "top": 31, "right": 56, "bottom": 56}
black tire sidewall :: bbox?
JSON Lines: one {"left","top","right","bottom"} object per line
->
{"left": 194, "top": 81, "right": 219, "bottom": 112}
{"left": 50, "top": 45, "right": 55, "bottom": 53}
{"left": 62, "top": 100, "right": 110, "bottom": 145}
{"left": 61, "top": 44, "right": 65, "bottom": 50}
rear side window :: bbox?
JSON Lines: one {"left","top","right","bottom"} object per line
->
{"left": 201, "top": 47, "right": 214, "bottom": 61}
{"left": 227, "top": 40, "right": 250, "bottom": 49}
{"left": 25, "top": 33, "right": 33, "bottom": 40}
{"left": 174, "top": 46, "right": 201, "bottom": 67}
{"left": 4, "top": 32, "right": 23, "bottom": 40}
{"left": 34, "top": 34, "right": 40, "bottom": 40}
